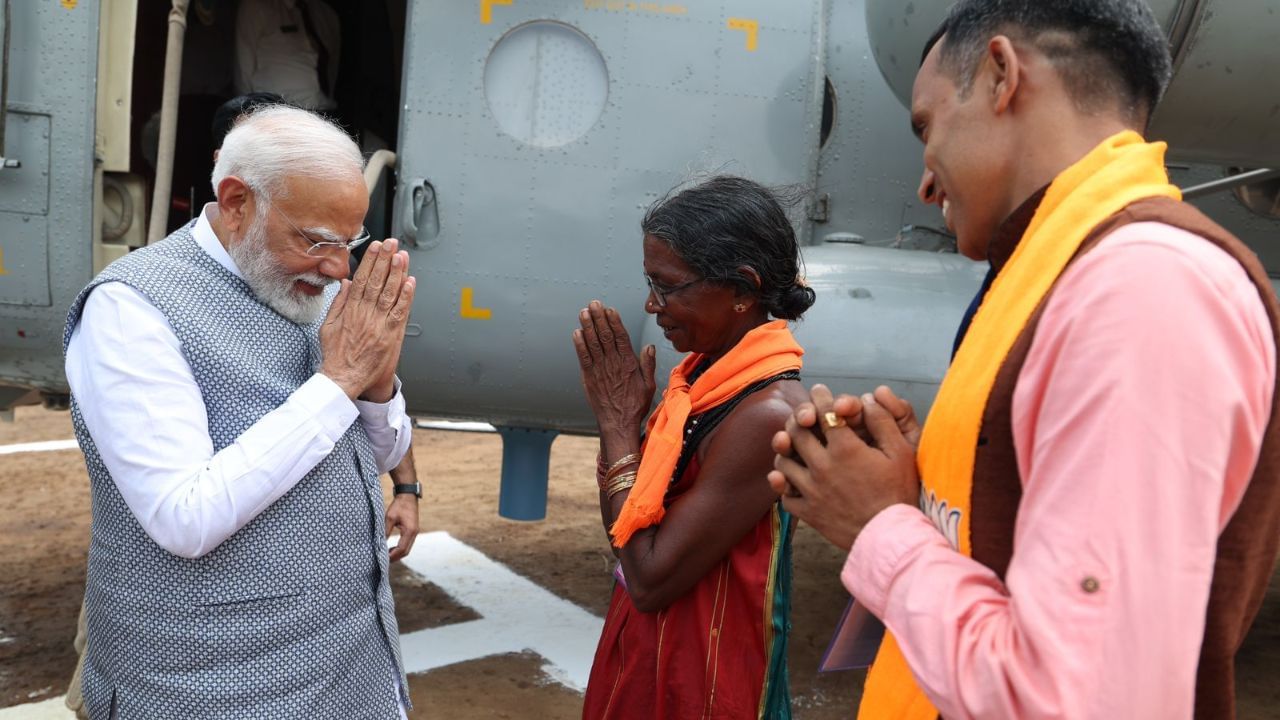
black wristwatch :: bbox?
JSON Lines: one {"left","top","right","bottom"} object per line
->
{"left": 393, "top": 483, "right": 422, "bottom": 499}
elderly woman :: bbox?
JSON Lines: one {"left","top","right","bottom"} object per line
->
{"left": 573, "top": 176, "right": 816, "bottom": 719}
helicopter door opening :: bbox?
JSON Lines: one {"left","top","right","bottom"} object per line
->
{"left": 125, "top": 0, "right": 409, "bottom": 245}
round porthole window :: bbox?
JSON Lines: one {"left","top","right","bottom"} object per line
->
{"left": 484, "top": 21, "right": 608, "bottom": 148}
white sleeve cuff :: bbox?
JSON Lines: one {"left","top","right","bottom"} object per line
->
{"left": 354, "top": 376, "right": 412, "bottom": 473}
{"left": 298, "top": 374, "right": 360, "bottom": 441}
{"left": 353, "top": 376, "right": 406, "bottom": 431}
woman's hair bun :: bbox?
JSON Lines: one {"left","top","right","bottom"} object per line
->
{"left": 769, "top": 284, "right": 816, "bottom": 321}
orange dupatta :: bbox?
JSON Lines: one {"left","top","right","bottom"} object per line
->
{"left": 858, "top": 131, "right": 1181, "bottom": 719}
{"left": 611, "top": 319, "right": 803, "bottom": 547}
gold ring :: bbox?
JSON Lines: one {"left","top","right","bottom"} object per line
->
{"left": 823, "top": 411, "right": 847, "bottom": 430}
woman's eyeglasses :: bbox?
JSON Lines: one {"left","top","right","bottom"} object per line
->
{"left": 645, "top": 274, "right": 705, "bottom": 308}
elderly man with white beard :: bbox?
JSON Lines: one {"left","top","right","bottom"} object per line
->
{"left": 63, "top": 106, "right": 416, "bottom": 719}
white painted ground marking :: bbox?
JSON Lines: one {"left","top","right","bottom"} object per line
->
{"left": 398, "top": 531, "right": 604, "bottom": 691}
{"left": 0, "top": 698, "right": 72, "bottom": 719}
{"left": 0, "top": 532, "right": 605, "bottom": 717}
{"left": 0, "top": 440, "right": 79, "bottom": 456}
{"left": 414, "top": 419, "right": 496, "bottom": 433}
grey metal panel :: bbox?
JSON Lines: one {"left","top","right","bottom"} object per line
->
{"left": 395, "top": 0, "right": 824, "bottom": 425}
{"left": 2, "top": 1, "right": 49, "bottom": 114}
{"left": 863, "top": 0, "right": 946, "bottom": 110}
{"left": 1149, "top": 0, "right": 1280, "bottom": 166}
{"left": 817, "top": 0, "right": 945, "bottom": 247}
{"left": 0, "top": 2, "right": 7, "bottom": 163}
{"left": 0, "top": 111, "right": 50, "bottom": 214}
{"left": 863, "top": 0, "right": 1280, "bottom": 166}
{"left": 0, "top": 0, "right": 98, "bottom": 389}
{"left": 0, "top": 211, "right": 49, "bottom": 306}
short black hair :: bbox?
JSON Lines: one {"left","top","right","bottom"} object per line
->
{"left": 642, "top": 176, "right": 815, "bottom": 321}
{"left": 926, "top": 0, "right": 1172, "bottom": 124}
{"left": 211, "top": 92, "right": 288, "bottom": 150}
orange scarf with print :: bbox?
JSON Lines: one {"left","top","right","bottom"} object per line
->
{"left": 858, "top": 131, "right": 1182, "bottom": 719}
{"left": 611, "top": 319, "right": 804, "bottom": 547}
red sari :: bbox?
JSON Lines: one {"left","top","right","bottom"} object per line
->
{"left": 581, "top": 455, "right": 795, "bottom": 719}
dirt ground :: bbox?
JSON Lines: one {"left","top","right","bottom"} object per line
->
{"left": 1, "top": 405, "right": 1277, "bottom": 719}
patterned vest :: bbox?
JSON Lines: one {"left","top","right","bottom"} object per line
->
{"left": 63, "top": 225, "right": 407, "bottom": 719}
{"left": 971, "top": 197, "right": 1280, "bottom": 719}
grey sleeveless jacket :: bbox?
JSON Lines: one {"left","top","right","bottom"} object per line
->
{"left": 63, "top": 224, "right": 407, "bottom": 719}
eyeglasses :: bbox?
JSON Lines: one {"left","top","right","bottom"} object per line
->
{"left": 269, "top": 201, "right": 371, "bottom": 256}
{"left": 644, "top": 274, "right": 705, "bottom": 308}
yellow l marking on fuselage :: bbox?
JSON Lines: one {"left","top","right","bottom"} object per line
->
{"left": 0, "top": 248, "right": 8, "bottom": 276}
{"left": 460, "top": 287, "right": 493, "bottom": 320}
{"left": 481, "top": 0, "right": 513, "bottom": 25}
{"left": 727, "top": 18, "right": 759, "bottom": 52}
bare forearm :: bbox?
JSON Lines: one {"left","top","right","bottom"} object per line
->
{"left": 613, "top": 528, "right": 691, "bottom": 612}
{"left": 389, "top": 445, "right": 417, "bottom": 484}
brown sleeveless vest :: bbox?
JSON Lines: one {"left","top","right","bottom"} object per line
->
{"left": 970, "top": 196, "right": 1280, "bottom": 718}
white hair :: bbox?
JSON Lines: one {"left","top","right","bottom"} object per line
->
{"left": 210, "top": 105, "right": 364, "bottom": 201}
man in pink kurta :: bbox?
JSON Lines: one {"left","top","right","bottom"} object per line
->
{"left": 768, "top": 1, "right": 1280, "bottom": 718}
{"left": 842, "top": 219, "right": 1274, "bottom": 718}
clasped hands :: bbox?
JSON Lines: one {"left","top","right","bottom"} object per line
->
{"left": 767, "top": 384, "right": 922, "bottom": 552}
{"left": 320, "top": 238, "right": 416, "bottom": 403}
{"left": 572, "top": 301, "right": 655, "bottom": 455}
